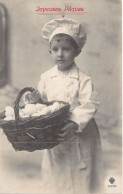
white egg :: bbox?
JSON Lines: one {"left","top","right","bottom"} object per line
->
{"left": 59, "top": 103, "right": 64, "bottom": 108}
{"left": 49, "top": 105, "right": 57, "bottom": 113}
{"left": 20, "top": 108, "right": 27, "bottom": 114}
{"left": 12, "top": 115, "right": 15, "bottom": 120}
{"left": 32, "top": 112, "right": 42, "bottom": 117}
{"left": 21, "top": 115, "right": 29, "bottom": 118}
{"left": 5, "top": 106, "right": 13, "bottom": 112}
{"left": 53, "top": 102, "right": 60, "bottom": 107}
{"left": 5, "top": 106, "right": 14, "bottom": 117}
{"left": 39, "top": 107, "right": 51, "bottom": 115}
{"left": 24, "top": 109, "right": 36, "bottom": 116}
{"left": 50, "top": 102, "right": 61, "bottom": 113}
{"left": 4, "top": 116, "right": 13, "bottom": 121}
{"left": 23, "top": 104, "right": 37, "bottom": 116}
{"left": 19, "top": 110, "right": 25, "bottom": 118}
{"left": 35, "top": 103, "right": 47, "bottom": 111}
{"left": 25, "top": 104, "right": 36, "bottom": 110}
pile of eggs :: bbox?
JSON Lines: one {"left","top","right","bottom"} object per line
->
{"left": 4, "top": 102, "right": 64, "bottom": 121}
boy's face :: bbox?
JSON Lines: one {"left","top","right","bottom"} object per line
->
{"left": 50, "top": 35, "right": 80, "bottom": 71}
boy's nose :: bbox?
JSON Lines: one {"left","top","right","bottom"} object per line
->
{"left": 57, "top": 49, "right": 63, "bottom": 57}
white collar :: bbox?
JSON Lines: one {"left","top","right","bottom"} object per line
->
{"left": 50, "top": 63, "right": 79, "bottom": 79}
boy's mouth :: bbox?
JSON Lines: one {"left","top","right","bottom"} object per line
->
{"left": 57, "top": 59, "right": 65, "bottom": 62}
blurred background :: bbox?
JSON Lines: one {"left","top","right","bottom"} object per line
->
{"left": 0, "top": 0, "right": 122, "bottom": 193}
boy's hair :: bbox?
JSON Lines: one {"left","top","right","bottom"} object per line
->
{"left": 50, "top": 33, "right": 78, "bottom": 50}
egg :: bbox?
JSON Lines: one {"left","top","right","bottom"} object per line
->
{"left": 39, "top": 107, "right": 51, "bottom": 115}
{"left": 59, "top": 103, "right": 64, "bottom": 108}
{"left": 23, "top": 109, "right": 36, "bottom": 116}
{"left": 23, "top": 104, "right": 37, "bottom": 116}
{"left": 21, "top": 114, "right": 29, "bottom": 118}
{"left": 19, "top": 110, "right": 25, "bottom": 118}
{"left": 32, "top": 112, "right": 43, "bottom": 117}
{"left": 25, "top": 104, "right": 36, "bottom": 110}
{"left": 53, "top": 102, "right": 60, "bottom": 106}
{"left": 50, "top": 102, "right": 61, "bottom": 113}
{"left": 4, "top": 116, "right": 13, "bottom": 121}
{"left": 5, "top": 106, "right": 14, "bottom": 117}
{"left": 49, "top": 105, "right": 56, "bottom": 113}
{"left": 35, "top": 103, "right": 47, "bottom": 111}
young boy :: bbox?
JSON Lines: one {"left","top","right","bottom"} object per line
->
{"left": 26, "top": 18, "right": 103, "bottom": 194}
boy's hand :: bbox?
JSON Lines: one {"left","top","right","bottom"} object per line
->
{"left": 24, "top": 90, "right": 42, "bottom": 104}
{"left": 57, "top": 121, "right": 78, "bottom": 142}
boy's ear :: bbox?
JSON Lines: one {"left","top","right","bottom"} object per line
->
{"left": 75, "top": 49, "right": 81, "bottom": 57}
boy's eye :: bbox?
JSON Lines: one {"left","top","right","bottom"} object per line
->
{"left": 51, "top": 47, "right": 71, "bottom": 52}
{"left": 52, "top": 47, "right": 58, "bottom": 52}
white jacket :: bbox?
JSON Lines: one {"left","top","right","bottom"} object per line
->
{"left": 37, "top": 63, "right": 103, "bottom": 194}
{"left": 38, "top": 63, "right": 100, "bottom": 133}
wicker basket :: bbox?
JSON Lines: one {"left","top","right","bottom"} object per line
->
{"left": 0, "top": 87, "right": 70, "bottom": 152}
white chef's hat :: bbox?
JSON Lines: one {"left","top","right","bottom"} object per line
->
{"left": 42, "top": 18, "right": 87, "bottom": 49}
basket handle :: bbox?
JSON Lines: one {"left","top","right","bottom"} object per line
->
{"left": 14, "top": 87, "right": 35, "bottom": 123}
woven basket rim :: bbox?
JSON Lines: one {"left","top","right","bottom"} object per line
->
{"left": 0, "top": 101, "right": 70, "bottom": 127}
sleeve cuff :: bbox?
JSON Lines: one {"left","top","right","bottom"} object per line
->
{"left": 68, "top": 106, "right": 98, "bottom": 133}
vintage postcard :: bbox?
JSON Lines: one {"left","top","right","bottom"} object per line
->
{"left": 0, "top": 0, "right": 122, "bottom": 194}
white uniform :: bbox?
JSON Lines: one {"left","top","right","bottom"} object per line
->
{"left": 37, "top": 63, "right": 103, "bottom": 194}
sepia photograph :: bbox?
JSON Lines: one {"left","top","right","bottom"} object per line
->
{"left": 0, "top": 0, "right": 122, "bottom": 194}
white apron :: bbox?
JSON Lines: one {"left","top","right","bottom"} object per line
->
{"left": 38, "top": 64, "right": 103, "bottom": 194}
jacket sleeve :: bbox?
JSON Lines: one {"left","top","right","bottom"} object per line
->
{"left": 37, "top": 74, "right": 48, "bottom": 102}
{"left": 69, "top": 75, "right": 100, "bottom": 133}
